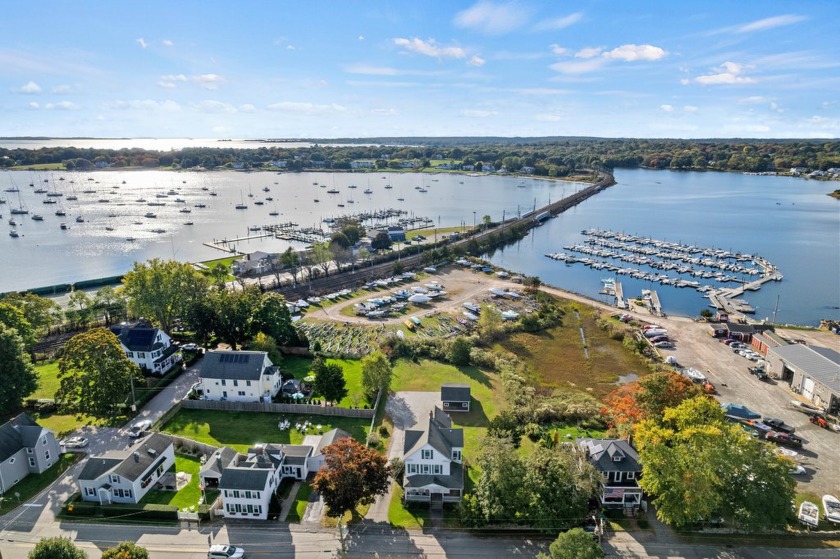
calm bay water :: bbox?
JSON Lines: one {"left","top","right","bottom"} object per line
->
{"left": 1, "top": 165, "right": 837, "bottom": 325}
{"left": 487, "top": 168, "right": 840, "bottom": 326}
{"left": 0, "top": 138, "right": 316, "bottom": 150}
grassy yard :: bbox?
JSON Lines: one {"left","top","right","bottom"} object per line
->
{"left": 0, "top": 453, "right": 81, "bottom": 514}
{"left": 11, "top": 163, "right": 65, "bottom": 170}
{"left": 497, "top": 300, "right": 651, "bottom": 398}
{"left": 281, "top": 356, "right": 366, "bottom": 408}
{"left": 405, "top": 226, "right": 463, "bottom": 240}
{"left": 284, "top": 482, "right": 312, "bottom": 522}
{"left": 32, "top": 412, "right": 114, "bottom": 437}
{"left": 197, "top": 255, "right": 240, "bottom": 282}
{"left": 30, "top": 360, "right": 61, "bottom": 400}
{"left": 141, "top": 454, "right": 219, "bottom": 510}
{"left": 160, "top": 409, "right": 370, "bottom": 453}
{"left": 388, "top": 484, "right": 428, "bottom": 529}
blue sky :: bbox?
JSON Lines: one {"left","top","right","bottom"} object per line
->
{"left": 2, "top": 1, "right": 838, "bottom": 139}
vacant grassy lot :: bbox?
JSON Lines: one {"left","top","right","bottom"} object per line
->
{"left": 281, "top": 356, "right": 366, "bottom": 408}
{"left": 141, "top": 454, "right": 219, "bottom": 509}
{"left": 160, "top": 409, "right": 369, "bottom": 453}
{"left": 498, "top": 300, "right": 649, "bottom": 398}
{"left": 0, "top": 453, "right": 80, "bottom": 514}
{"left": 30, "top": 360, "right": 61, "bottom": 400}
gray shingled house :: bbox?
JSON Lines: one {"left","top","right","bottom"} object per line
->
{"left": 577, "top": 437, "right": 643, "bottom": 510}
{"left": 403, "top": 407, "right": 464, "bottom": 506}
{"left": 0, "top": 414, "right": 61, "bottom": 495}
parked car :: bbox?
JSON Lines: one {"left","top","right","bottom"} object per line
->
{"left": 722, "top": 339, "right": 737, "bottom": 345}
{"left": 766, "top": 431, "right": 804, "bottom": 448}
{"left": 789, "top": 465, "right": 807, "bottom": 475}
{"left": 127, "top": 419, "right": 152, "bottom": 439}
{"left": 654, "top": 341, "right": 675, "bottom": 349}
{"left": 60, "top": 436, "right": 88, "bottom": 449}
{"left": 763, "top": 417, "right": 796, "bottom": 434}
{"left": 650, "top": 335, "right": 670, "bottom": 343}
{"left": 731, "top": 342, "right": 746, "bottom": 350}
{"left": 207, "top": 545, "right": 245, "bottom": 559}
{"left": 181, "top": 343, "right": 200, "bottom": 352}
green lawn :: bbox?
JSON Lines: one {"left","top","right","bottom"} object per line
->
{"left": 197, "top": 255, "right": 240, "bottom": 282}
{"left": 32, "top": 412, "right": 114, "bottom": 437}
{"left": 388, "top": 484, "right": 428, "bottom": 529}
{"left": 281, "top": 356, "right": 366, "bottom": 408}
{"left": 11, "top": 163, "right": 65, "bottom": 170}
{"left": 160, "top": 409, "right": 370, "bottom": 453}
{"left": 30, "top": 360, "right": 61, "bottom": 400}
{"left": 284, "top": 482, "right": 312, "bottom": 522}
{"left": 141, "top": 454, "right": 219, "bottom": 509}
{"left": 0, "top": 453, "right": 81, "bottom": 514}
{"left": 405, "top": 226, "right": 462, "bottom": 240}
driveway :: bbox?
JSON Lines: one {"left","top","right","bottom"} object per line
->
{"left": 366, "top": 391, "right": 441, "bottom": 522}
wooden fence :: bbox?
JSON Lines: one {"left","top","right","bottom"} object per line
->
{"left": 181, "top": 398, "right": 375, "bottom": 418}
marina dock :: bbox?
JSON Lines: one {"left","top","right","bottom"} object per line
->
{"left": 649, "top": 290, "right": 663, "bottom": 316}
{"left": 614, "top": 281, "right": 626, "bottom": 310}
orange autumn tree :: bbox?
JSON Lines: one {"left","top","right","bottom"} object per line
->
{"left": 602, "top": 371, "right": 702, "bottom": 435}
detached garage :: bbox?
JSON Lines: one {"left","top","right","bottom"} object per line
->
{"left": 765, "top": 344, "right": 840, "bottom": 414}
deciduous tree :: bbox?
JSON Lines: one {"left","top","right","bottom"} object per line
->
{"left": 311, "top": 438, "right": 390, "bottom": 550}
{"left": 28, "top": 537, "right": 88, "bottom": 559}
{"left": 101, "top": 542, "right": 149, "bottom": 559}
{"left": 477, "top": 304, "right": 504, "bottom": 343}
{"left": 254, "top": 293, "right": 295, "bottom": 346}
{"left": 312, "top": 359, "right": 347, "bottom": 405}
{"left": 538, "top": 528, "right": 603, "bottom": 559}
{"left": 0, "top": 324, "right": 38, "bottom": 411}
{"left": 208, "top": 285, "right": 261, "bottom": 349}
{"left": 56, "top": 328, "right": 142, "bottom": 417}
{"left": 360, "top": 351, "right": 392, "bottom": 400}
{"left": 0, "top": 302, "right": 35, "bottom": 350}
{"left": 94, "top": 285, "right": 127, "bottom": 326}
{"left": 122, "top": 258, "right": 209, "bottom": 332}
{"left": 0, "top": 292, "right": 60, "bottom": 338}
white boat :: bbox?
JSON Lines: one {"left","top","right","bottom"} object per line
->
{"left": 823, "top": 495, "right": 840, "bottom": 525}
{"left": 644, "top": 328, "right": 667, "bottom": 338}
{"left": 683, "top": 368, "right": 706, "bottom": 383}
{"left": 798, "top": 501, "right": 819, "bottom": 528}
{"left": 463, "top": 302, "right": 481, "bottom": 313}
{"left": 9, "top": 230, "right": 19, "bottom": 238}
{"left": 501, "top": 310, "right": 520, "bottom": 321}
{"left": 489, "top": 287, "right": 508, "bottom": 297}
{"left": 424, "top": 266, "right": 437, "bottom": 273}
{"left": 411, "top": 286, "right": 428, "bottom": 294}
{"left": 462, "top": 311, "right": 479, "bottom": 321}
{"left": 407, "top": 294, "right": 431, "bottom": 304}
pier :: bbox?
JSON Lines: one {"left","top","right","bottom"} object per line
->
{"left": 648, "top": 290, "right": 663, "bottom": 316}
{"left": 614, "top": 281, "right": 626, "bottom": 310}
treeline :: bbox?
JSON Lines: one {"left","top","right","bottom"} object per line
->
{"left": 2, "top": 138, "right": 839, "bottom": 174}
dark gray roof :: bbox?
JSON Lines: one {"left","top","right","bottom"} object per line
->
{"left": 404, "top": 407, "right": 463, "bottom": 457}
{"left": 577, "top": 438, "right": 641, "bottom": 474}
{"left": 315, "top": 428, "right": 352, "bottom": 455}
{"left": 218, "top": 468, "right": 270, "bottom": 491}
{"left": 199, "top": 447, "right": 237, "bottom": 479}
{"left": 441, "top": 383, "right": 471, "bottom": 402}
{"left": 726, "top": 322, "right": 755, "bottom": 334}
{"left": 0, "top": 414, "right": 51, "bottom": 462}
{"left": 111, "top": 325, "right": 164, "bottom": 352}
{"left": 79, "top": 433, "right": 173, "bottom": 482}
{"left": 281, "top": 445, "right": 313, "bottom": 458}
{"left": 200, "top": 351, "right": 271, "bottom": 381}
{"left": 404, "top": 462, "right": 464, "bottom": 490}
{"left": 771, "top": 344, "right": 840, "bottom": 394}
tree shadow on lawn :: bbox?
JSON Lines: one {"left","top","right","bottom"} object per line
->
{"left": 347, "top": 521, "right": 425, "bottom": 558}
{"left": 449, "top": 400, "right": 489, "bottom": 428}
{"left": 454, "top": 364, "right": 492, "bottom": 389}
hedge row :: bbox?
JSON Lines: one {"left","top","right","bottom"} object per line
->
{"left": 62, "top": 493, "right": 178, "bottom": 521}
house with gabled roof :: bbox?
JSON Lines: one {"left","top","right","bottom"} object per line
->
{"left": 198, "top": 350, "right": 281, "bottom": 403}
{"left": 440, "top": 383, "right": 471, "bottom": 413}
{"left": 0, "top": 414, "right": 61, "bottom": 495}
{"left": 403, "top": 407, "right": 464, "bottom": 506}
{"left": 304, "top": 428, "right": 352, "bottom": 472}
{"left": 77, "top": 433, "right": 175, "bottom": 504}
{"left": 578, "top": 437, "right": 643, "bottom": 510}
{"left": 111, "top": 322, "right": 181, "bottom": 375}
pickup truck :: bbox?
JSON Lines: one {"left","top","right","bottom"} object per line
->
{"left": 766, "top": 431, "right": 804, "bottom": 448}
{"left": 748, "top": 366, "right": 769, "bottom": 380}
{"left": 763, "top": 417, "right": 796, "bottom": 434}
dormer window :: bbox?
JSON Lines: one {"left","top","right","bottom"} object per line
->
{"left": 421, "top": 449, "right": 433, "bottom": 460}
{"left": 612, "top": 455, "right": 623, "bottom": 462}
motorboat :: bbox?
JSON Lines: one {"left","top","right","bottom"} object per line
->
{"left": 31, "top": 214, "right": 44, "bottom": 221}
{"left": 683, "top": 368, "right": 706, "bottom": 383}
{"left": 823, "top": 495, "right": 840, "bottom": 525}
{"left": 60, "top": 223, "right": 68, "bottom": 230}
{"left": 501, "top": 310, "right": 520, "bottom": 321}
{"left": 144, "top": 212, "right": 157, "bottom": 218}
{"left": 463, "top": 302, "right": 481, "bottom": 313}
{"left": 407, "top": 294, "right": 431, "bottom": 304}
{"left": 462, "top": 311, "right": 479, "bottom": 321}
{"left": 798, "top": 501, "right": 819, "bottom": 528}
{"left": 9, "top": 230, "right": 19, "bottom": 237}
{"left": 75, "top": 216, "right": 84, "bottom": 223}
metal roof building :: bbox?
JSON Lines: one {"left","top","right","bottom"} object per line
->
{"left": 765, "top": 343, "right": 840, "bottom": 414}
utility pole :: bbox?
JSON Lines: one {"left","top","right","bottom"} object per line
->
{"left": 130, "top": 376, "right": 137, "bottom": 412}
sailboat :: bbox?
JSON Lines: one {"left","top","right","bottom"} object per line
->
{"left": 11, "top": 192, "right": 29, "bottom": 215}
{"left": 235, "top": 191, "right": 248, "bottom": 210}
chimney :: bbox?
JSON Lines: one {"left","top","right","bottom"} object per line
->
{"left": 147, "top": 448, "right": 157, "bottom": 457}
{"left": 133, "top": 452, "right": 140, "bottom": 462}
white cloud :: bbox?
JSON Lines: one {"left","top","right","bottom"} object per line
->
{"left": 660, "top": 104, "right": 674, "bottom": 112}
{"left": 453, "top": 1, "right": 531, "bottom": 35}
{"left": 550, "top": 45, "right": 569, "bottom": 56}
{"left": 461, "top": 109, "right": 498, "bottom": 118}
{"left": 286, "top": 45, "right": 296, "bottom": 51}
{"left": 13, "top": 81, "right": 42, "bottom": 94}
{"left": 549, "top": 58, "right": 606, "bottom": 74}
{"left": 575, "top": 47, "right": 603, "bottom": 59}
{"left": 28, "top": 102, "right": 39, "bottom": 110}
{"left": 162, "top": 39, "right": 174, "bottom": 47}
{"left": 371, "top": 108, "right": 397, "bottom": 116}
{"left": 358, "top": 35, "right": 365, "bottom": 41}
{"left": 266, "top": 102, "right": 347, "bottom": 115}
{"left": 157, "top": 74, "right": 187, "bottom": 88}
{"left": 740, "top": 95, "right": 770, "bottom": 105}
{"left": 695, "top": 61, "right": 755, "bottom": 85}
{"left": 737, "top": 14, "right": 807, "bottom": 33}
{"left": 534, "top": 12, "right": 583, "bottom": 31}
{"left": 683, "top": 105, "right": 698, "bottom": 112}
{"left": 136, "top": 38, "right": 148, "bottom": 49}
{"left": 192, "top": 74, "right": 225, "bottom": 90}
{"left": 45, "top": 101, "right": 78, "bottom": 110}
{"left": 51, "top": 84, "right": 73, "bottom": 94}
{"left": 394, "top": 37, "right": 466, "bottom": 60}
{"left": 239, "top": 103, "right": 257, "bottom": 113}
{"left": 468, "top": 55, "right": 486, "bottom": 67}
{"left": 106, "top": 99, "right": 181, "bottom": 111}
{"left": 603, "top": 44, "right": 667, "bottom": 62}
{"left": 189, "top": 100, "right": 236, "bottom": 113}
